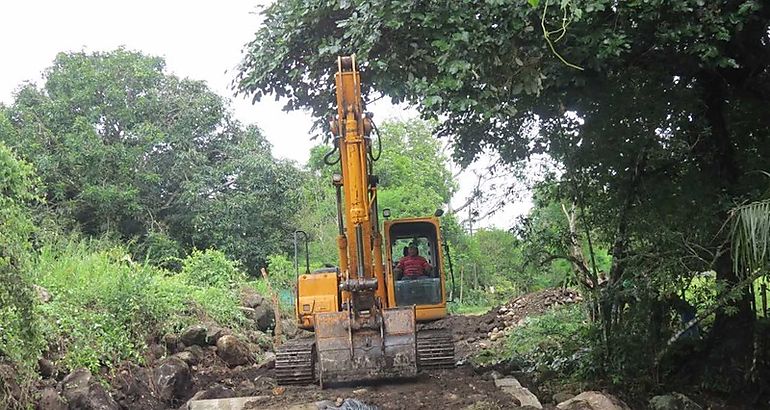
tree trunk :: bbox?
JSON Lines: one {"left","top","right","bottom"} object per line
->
{"left": 701, "top": 71, "right": 755, "bottom": 387}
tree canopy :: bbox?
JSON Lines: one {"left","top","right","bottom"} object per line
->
{"left": 237, "top": 0, "right": 770, "bottom": 387}
{"left": 0, "top": 49, "right": 303, "bottom": 272}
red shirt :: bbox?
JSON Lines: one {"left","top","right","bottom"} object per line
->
{"left": 397, "top": 256, "right": 431, "bottom": 277}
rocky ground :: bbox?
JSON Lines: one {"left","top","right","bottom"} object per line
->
{"left": 27, "top": 288, "right": 748, "bottom": 410}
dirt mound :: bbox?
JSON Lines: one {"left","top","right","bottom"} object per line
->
{"left": 425, "top": 288, "right": 582, "bottom": 360}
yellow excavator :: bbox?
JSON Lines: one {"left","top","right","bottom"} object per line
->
{"left": 275, "top": 55, "right": 455, "bottom": 386}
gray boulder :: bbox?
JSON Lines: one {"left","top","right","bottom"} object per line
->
{"left": 649, "top": 393, "right": 702, "bottom": 410}
{"left": 216, "top": 335, "right": 252, "bottom": 367}
{"left": 241, "top": 291, "right": 266, "bottom": 308}
{"left": 557, "top": 391, "right": 631, "bottom": 410}
{"left": 494, "top": 377, "right": 542, "bottom": 409}
{"left": 180, "top": 325, "right": 208, "bottom": 347}
{"left": 153, "top": 356, "right": 191, "bottom": 403}
{"left": 205, "top": 325, "right": 229, "bottom": 345}
{"left": 38, "top": 387, "right": 67, "bottom": 410}
{"left": 60, "top": 368, "right": 119, "bottom": 410}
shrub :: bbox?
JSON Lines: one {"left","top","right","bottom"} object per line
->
{"left": 179, "top": 249, "right": 247, "bottom": 288}
{"left": 473, "top": 303, "right": 593, "bottom": 382}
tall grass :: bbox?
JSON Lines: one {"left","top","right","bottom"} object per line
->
{"left": 32, "top": 237, "right": 249, "bottom": 373}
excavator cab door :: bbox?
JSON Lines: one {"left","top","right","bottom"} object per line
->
{"left": 384, "top": 218, "right": 448, "bottom": 322}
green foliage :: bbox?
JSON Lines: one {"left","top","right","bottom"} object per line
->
{"left": 0, "top": 143, "right": 44, "bottom": 389}
{"left": 33, "top": 238, "right": 250, "bottom": 374}
{"left": 1, "top": 49, "right": 304, "bottom": 274}
{"left": 473, "top": 304, "right": 593, "bottom": 380}
{"left": 179, "top": 249, "right": 247, "bottom": 289}
{"left": 266, "top": 254, "right": 297, "bottom": 290}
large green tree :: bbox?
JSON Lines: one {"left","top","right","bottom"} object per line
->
{"left": 237, "top": 0, "right": 770, "bottom": 388}
{"left": 1, "top": 49, "right": 303, "bottom": 272}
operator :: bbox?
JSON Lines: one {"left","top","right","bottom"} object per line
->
{"left": 395, "top": 244, "right": 433, "bottom": 280}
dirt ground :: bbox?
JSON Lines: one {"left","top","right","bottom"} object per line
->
{"left": 171, "top": 289, "right": 581, "bottom": 409}
{"left": 105, "top": 289, "right": 584, "bottom": 410}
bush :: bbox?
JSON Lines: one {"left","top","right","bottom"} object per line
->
{"left": 179, "top": 249, "right": 247, "bottom": 288}
{"left": 33, "top": 239, "right": 252, "bottom": 374}
{"left": 0, "top": 143, "right": 43, "bottom": 379}
{"left": 473, "top": 303, "right": 593, "bottom": 382}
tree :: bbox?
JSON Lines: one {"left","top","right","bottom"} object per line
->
{"left": 298, "top": 118, "right": 458, "bottom": 264}
{"left": 1, "top": 49, "right": 303, "bottom": 272}
{"left": 0, "top": 142, "right": 43, "bottom": 394}
{"left": 237, "top": 0, "right": 770, "bottom": 387}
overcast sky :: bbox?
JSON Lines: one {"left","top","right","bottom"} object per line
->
{"left": 0, "top": 0, "right": 531, "bottom": 228}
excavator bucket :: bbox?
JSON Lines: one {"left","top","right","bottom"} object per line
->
{"left": 314, "top": 307, "right": 418, "bottom": 386}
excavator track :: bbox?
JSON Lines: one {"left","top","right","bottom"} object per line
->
{"left": 417, "top": 328, "right": 455, "bottom": 370}
{"left": 275, "top": 338, "right": 315, "bottom": 385}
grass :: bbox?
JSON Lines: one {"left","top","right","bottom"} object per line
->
{"left": 472, "top": 303, "right": 592, "bottom": 379}
{"left": 449, "top": 302, "right": 492, "bottom": 315}
{"left": 31, "top": 237, "right": 254, "bottom": 374}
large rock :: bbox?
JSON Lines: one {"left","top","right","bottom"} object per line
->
{"left": 153, "top": 356, "right": 191, "bottom": 403}
{"left": 241, "top": 291, "right": 266, "bottom": 309}
{"left": 38, "top": 358, "right": 56, "bottom": 379}
{"left": 60, "top": 368, "right": 119, "bottom": 410}
{"left": 240, "top": 305, "right": 275, "bottom": 332}
{"left": 180, "top": 325, "right": 208, "bottom": 347}
{"left": 174, "top": 351, "right": 199, "bottom": 366}
{"left": 649, "top": 393, "right": 703, "bottom": 410}
{"left": 38, "top": 387, "right": 67, "bottom": 410}
{"left": 205, "top": 325, "right": 229, "bottom": 345}
{"left": 556, "top": 391, "right": 631, "bottom": 410}
{"left": 216, "top": 335, "right": 252, "bottom": 367}
{"left": 494, "top": 377, "right": 542, "bottom": 409}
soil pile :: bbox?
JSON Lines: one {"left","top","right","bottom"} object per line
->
{"left": 424, "top": 288, "right": 582, "bottom": 359}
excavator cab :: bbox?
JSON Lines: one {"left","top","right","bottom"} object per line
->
{"left": 384, "top": 217, "right": 448, "bottom": 322}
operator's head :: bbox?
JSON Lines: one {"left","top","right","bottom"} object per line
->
{"left": 407, "top": 244, "right": 418, "bottom": 256}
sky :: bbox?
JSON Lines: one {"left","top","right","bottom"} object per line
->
{"left": 0, "top": 0, "right": 532, "bottom": 228}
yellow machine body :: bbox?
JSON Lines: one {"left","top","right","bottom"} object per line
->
{"left": 284, "top": 55, "right": 451, "bottom": 386}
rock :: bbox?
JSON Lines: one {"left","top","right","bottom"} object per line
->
{"left": 185, "top": 345, "right": 205, "bottom": 360}
{"left": 649, "top": 393, "right": 703, "bottom": 410}
{"left": 216, "top": 335, "right": 252, "bottom": 367}
{"left": 205, "top": 325, "right": 229, "bottom": 345}
{"left": 240, "top": 307, "right": 275, "bottom": 332}
{"left": 38, "top": 387, "right": 67, "bottom": 410}
{"left": 241, "top": 291, "right": 265, "bottom": 308}
{"left": 148, "top": 343, "right": 166, "bottom": 360}
{"left": 153, "top": 356, "right": 191, "bottom": 403}
{"left": 162, "top": 333, "right": 180, "bottom": 349}
{"left": 246, "top": 330, "right": 273, "bottom": 351}
{"left": 38, "top": 357, "right": 56, "bottom": 379}
{"left": 180, "top": 325, "right": 208, "bottom": 347}
{"left": 236, "top": 379, "right": 256, "bottom": 396}
{"left": 353, "top": 388, "right": 368, "bottom": 395}
{"left": 0, "top": 363, "right": 21, "bottom": 402}
{"left": 174, "top": 351, "right": 198, "bottom": 366}
{"left": 556, "top": 391, "right": 631, "bottom": 410}
{"left": 258, "top": 351, "right": 276, "bottom": 369}
{"left": 281, "top": 318, "right": 299, "bottom": 338}
{"left": 553, "top": 392, "right": 576, "bottom": 404}
{"left": 494, "top": 377, "right": 542, "bottom": 409}
{"left": 61, "top": 368, "right": 119, "bottom": 410}
{"left": 34, "top": 285, "right": 52, "bottom": 303}
{"left": 184, "top": 384, "right": 237, "bottom": 408}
